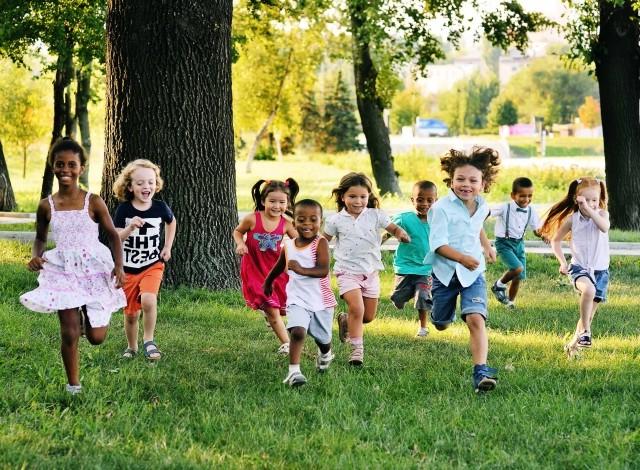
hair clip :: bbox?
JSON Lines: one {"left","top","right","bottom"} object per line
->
{"left": 575, "top": 178, "right": 582, "bottom": 184}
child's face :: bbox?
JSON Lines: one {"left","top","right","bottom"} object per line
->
{"left": 294, "top": 205, "right": 322, "bottom": 240}
{"left": 263, "top": 190, "right": 289, "bottom": 218}
{"left": 511, "top": 187, "right": 534, "bottom": 208}
{"left": 411, "top": 187, "right": 437, "bottom": 216}
{"left": 128, "top": 167, "right": 157, "bottom": 203}
{"left": 576, "top": 187, "right": 601, "bottom": 214}
{"left": 451, "top": 165, "right": 483, "bottom": 202}
{"left": 342, "top": 185, "right": 369, "bottom": 215}
{"left": 52, "top": 151, "right": 84, "bottom": 186}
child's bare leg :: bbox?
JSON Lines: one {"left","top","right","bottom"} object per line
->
{"left": 508, "top": 278, "right": 521, "bottom": 302}
{"left": 80, "top": 306, "right": 108, "bottom": 345}
{"left": 500, "top": 267, "right": 523, "bottom": 285}
{"left": 576, "top": 278, "right": 596, "bottom": 333}
{"left": 124, "top": 312, "right": 140, "bottom": 350}
{"left": 362, "top": 297, "right": 378, "bottom": 324}
{"left": 265, "top": 307, "right": 289, "bottom": 344}
{"left": 140, "top": 293, "right": 158, "bottom": 343}
{"left": 289, "top": 327, "right": 305, "bottom": 365}
{"left": 418, "top": 309, "right": 428, "bottom": 328}
{"left": 342, "top": 289, "right": 365, "bottom": 338}
{"left": 58, "top": 309, "right": 81, "bottom": 386}
{"left": 465, "top": 313, "right": 488, "bottom": 365}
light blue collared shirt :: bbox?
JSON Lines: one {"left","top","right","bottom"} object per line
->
{"left": 425, "top": 189, "right": 489, "bottom": 287}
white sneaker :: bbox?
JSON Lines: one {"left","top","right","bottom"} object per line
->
{"left": 65, "top": 384, "right": 82, "bottom": 395}
{"left": 416, "top": 327, "right": 429, "bottom": 337}
{"left": 277, "top": 342, "right": 290, "bottom": 355}
{"left": 316, "top": 350, "right": 334, "bottom": 372}
{"left": 506, "top": 301, "right": 516, "bottom": 310}
{"left": 282, "top": 371, "right": 307, "bottom": 387}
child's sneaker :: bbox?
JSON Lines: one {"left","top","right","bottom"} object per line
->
{"left": 65, "top": 384, "right": 82, "bottom": 395}
{"left": 282, "top": 371, "right": 307, "bottom": 387}
{"left": 491, "top": 282, "right": 509, "bottom": 305}
{"left": 316, "top": 350, "right": 334, "bottom": 372}
{"left": 576, "top": 332, "right": 592, "bottom": 348}
{"left": 416, "top": 327, "right": 429, "bottom": 337}
{"left": 472, "top": 364, "right": 498, "bottom": 393}
{"left": 349, "top": 344, "right": 364, "bottom": 366}
{"left": 337, "top": 313, "right": 349, "bottom": 343}
{"left": 506, "top": 301, "right": 516, "bottom": 310}
{"left": 277, "top": 342, "right": 290, "bottom": 355}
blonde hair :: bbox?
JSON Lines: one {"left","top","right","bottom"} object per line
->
{"left": 113, "top": 159, "right": 165, "bottom": 201}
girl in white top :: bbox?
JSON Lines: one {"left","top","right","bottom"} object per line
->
{"left": 323, "top": 173, "right": 410, "bottom": 366}
{"left": 540, "top": 177, "right": 610, "bottom": 356}
{"left": 264, "top": 200, "right": 336, "bottom": 387}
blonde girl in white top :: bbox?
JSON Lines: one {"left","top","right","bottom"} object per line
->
{"left": 540, "top": 177, "right": 610, "bottom": 356}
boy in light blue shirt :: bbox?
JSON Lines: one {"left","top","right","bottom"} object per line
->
{"left": 426, "top": 148, "right": 499, "bottom": 393}
{"left": 390, "top": 181, "right": 438, "bottom": 337}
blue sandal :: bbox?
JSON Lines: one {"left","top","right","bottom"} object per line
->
{"left": 143, "top": 340, "right": 162, "bottom": 361}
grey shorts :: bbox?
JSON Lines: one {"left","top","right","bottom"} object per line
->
{"left": 286, "top": 305, "right": 334, "bottom": 345}
{"left": 390, "top": 274, "right": 433, "bottom": 311}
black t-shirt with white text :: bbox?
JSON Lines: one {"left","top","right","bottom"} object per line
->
{"left": 114, "top": 200, "right": 174, "bottom": 274}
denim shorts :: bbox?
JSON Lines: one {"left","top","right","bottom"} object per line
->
{"left": 495, "top": 237, "right": 526, "bottom": 279}
{"left": 430, "top": 273, "right": 487, "bottom": 327}
{"left": 567, "top": 264, "right": 609, "bottom": 303}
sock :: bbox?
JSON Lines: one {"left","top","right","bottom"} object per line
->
{"left": 496, "top": 279, "right": 507, "bottom": 288}
{"left": 350, "top": 337, "right": 363, "bottom": 346}
{"left": 288, "top": 364, "right": 301, "bottom": 375}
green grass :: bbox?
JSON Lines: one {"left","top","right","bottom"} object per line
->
{"left": 2, "top": 240, "right": 640, "bottom": 467}
{"left": 506, "top": 136, "right": 604, "bottom": 158}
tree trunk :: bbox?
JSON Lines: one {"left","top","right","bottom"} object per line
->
{"left": 40, "top": 54, "right": 72, "bottom": 200}
{"left": 0, "top": 139, "right": 17, "bottom": 211}
{"left": 595, "top": 0, "right": 640, "bottom": 230}
{"left": 76, "top": 63, "right": 92, "bottom": 188}
{"left": 104, "top": 0, "right": 238, "bottom": 289}
{"left": 349, "top": 3, "right": 401, "bottom": 196}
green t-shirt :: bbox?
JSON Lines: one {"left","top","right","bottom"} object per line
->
{"left": 392, "top": 211, "right": 431, "bottom": 275}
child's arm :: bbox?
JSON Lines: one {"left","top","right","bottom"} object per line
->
{"left": 287, "top": 237, "right": 330, "bottom": 278}
{"left": 480, "top": 228, "right": 496, "bottom": 263}
{"left": 577, "top": 196, "right": 610, "bottom": 232}
{"left": 116, "top": 216, "right": 145, "bottom": 241}
{"left": 435, "top": 245, "right": 480, "bottom": 271}
{"left": 92, "top": 195, "right": 125, "bottom": 288}
{"left": 263, "top": 250, "right": 287, "bottom": 296}
{"left": 233, "top": 213, "right": 256, "bottom": 255}
{"left": 385, "top": 222, "right": 411, "bottom": 243}
{"left": 285, "top": 220, "right": 299, "bottom": 239}
{"left": 27, "top": 199, "right": 51, "bottom": 272}
{"left": 550, "top": 218, "right": 572, "bottom": 274}
{"left": 160, "top": 218, "right": 177, "bottom": 261}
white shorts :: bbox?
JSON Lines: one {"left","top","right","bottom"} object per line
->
{"left": 286, "top": 305, "right": 334, "bottom": 345}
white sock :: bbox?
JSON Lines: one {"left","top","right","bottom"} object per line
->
{"left": 496, "top": 279, "right": 507, "bottom": 288}
{"left": 288, "top": 364, "right": 301, "bottom": 375}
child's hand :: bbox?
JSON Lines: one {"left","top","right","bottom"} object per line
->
{"left": 129, "top": 216, "right": 145, "bottom": 229}
{"left": 558, "top": 263, "right": 568, "bottom": 275}
{"left": 27, "top": 256, "right": 46, "bottom": 271}
{"left": 287, "top": 260, "right": 304, "bottom": 274}
{"left": 459, "top": 254, "right": 480, "bottom": 271}
{"left": 263, "top": 282, "right": 273, "bottom": 296}
{"left": 575, "top": 196, "right": 592, "bottom": 215}
{"left": 396, "top": 229, "right": 411, "bottom": 243}
{"left": 113, "top": 266, "right": 125, "bottom": 288}
{"left": 484, "top": 247, "right": 497, "bottom": 263}
{"left": 160, "top": 247, "right": 172, "bottom": 261}
{"left": 235, "top": 242, "right": 248, "bottom": 256}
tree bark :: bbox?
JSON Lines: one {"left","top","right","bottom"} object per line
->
{"left": 104, "top": 0, "right": 238, "bottom": 288}
{"left": 76, "top": 63, "right": 92, "bottom": 188}
{"left": 349, "top": 3, "right": 401, "bottom": 196}
{"left": 0, "top": 139, "right": 17, "bottom": 211}
{"left": 595, "top": 1, "right": 640, "bottom": 230}
{"left": 40, "top": 54, "right": 72, "bottom": 200}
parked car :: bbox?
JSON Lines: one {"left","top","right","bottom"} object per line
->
{"left": 414, "top": 118, "right": 449, "bottom": 137}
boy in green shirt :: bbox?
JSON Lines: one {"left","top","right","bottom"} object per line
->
{"left": 390, "top": 180, "right": 438, "bottom": 336}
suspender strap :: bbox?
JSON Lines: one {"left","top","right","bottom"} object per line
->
{"left": 505, "top": 203, "right": 532, "bottom": 240}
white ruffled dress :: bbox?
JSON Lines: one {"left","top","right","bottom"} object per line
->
{"left": 20, "top": 192, "right": 126, "bottom": 327}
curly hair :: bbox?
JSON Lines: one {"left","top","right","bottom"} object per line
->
{"left": 440, "top": 147, "right": 501, "bottom": 193}
{"left": 250, "top": 178, "right": 299, "bottom": 216}
{"left": 539, "top": 177, "right": 607, "bottom": 240}
{"left": 112, "top": 159, "right": 165, "bottom": 201}
{"left": 48, "top": 137, "right": 87, "bottom": 166}
{"left": 331, "top": 172, "right": 380, "bottom": 211}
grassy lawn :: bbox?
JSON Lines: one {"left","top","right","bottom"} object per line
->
{"left": 506, "top": 136, "right": 604, "bottom": 158}
{"left": 2, "top": 239, "right": 640, "bottom": 467}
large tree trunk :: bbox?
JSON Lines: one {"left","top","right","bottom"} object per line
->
{"left": 0, "top": 139, "right": 17, "bottom": 211}
{"left": 76, "top": 63, "right": 92, "bottom": 188}
{"left": 595, "top": 0, "right": 640, "bottom": 230}
{"left": 104, "top": 0, "right": 238, "bottom": 288}
{"left": 349, "top": 3, "right": 401, "bottom": 196}
{"left": 40, "top": 53, "right": 72, "bottom": 199}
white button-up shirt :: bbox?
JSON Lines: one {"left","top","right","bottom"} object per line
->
{"left": 324, "top": 207, "right": 391, "bottom": 274}
{"left": 426, "top": 189, "right": 489, "bottom": 287}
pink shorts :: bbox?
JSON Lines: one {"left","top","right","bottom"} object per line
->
{"left": 335, "top": 271, "right": 380, "bottom": 298}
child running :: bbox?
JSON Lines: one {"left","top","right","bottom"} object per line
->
{"left": 234, "top": 178, "right": 299, "bottom": 354}
{"left": 490, "top": 177, "right": 546, "bottom": 309}
{"left": 112, "top": 159, "right": 177, "bottom": 361}
{"left": 20, "top": 137, "right": 126, "bottom": 394}
{"left": 263, "top": 199, "right": 336, "bottom": 387}
{"left": 426, "top": 147, "right": 499, "bottom": 392}
{"left": 323, "top": 172, "right": 410, "bottom": 366}
{"left": 389, "top": 180, "right": 438, "bottom": 337}
{"left": 539, "top": 177, "right": 610, "bottom": 356}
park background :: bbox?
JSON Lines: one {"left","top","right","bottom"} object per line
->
{"left": 1, "top": 0, "right": 640, "bottom": 467}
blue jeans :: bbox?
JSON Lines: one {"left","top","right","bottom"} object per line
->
{"left": 430, "top": 273, "right": 487, "bottom": 327}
